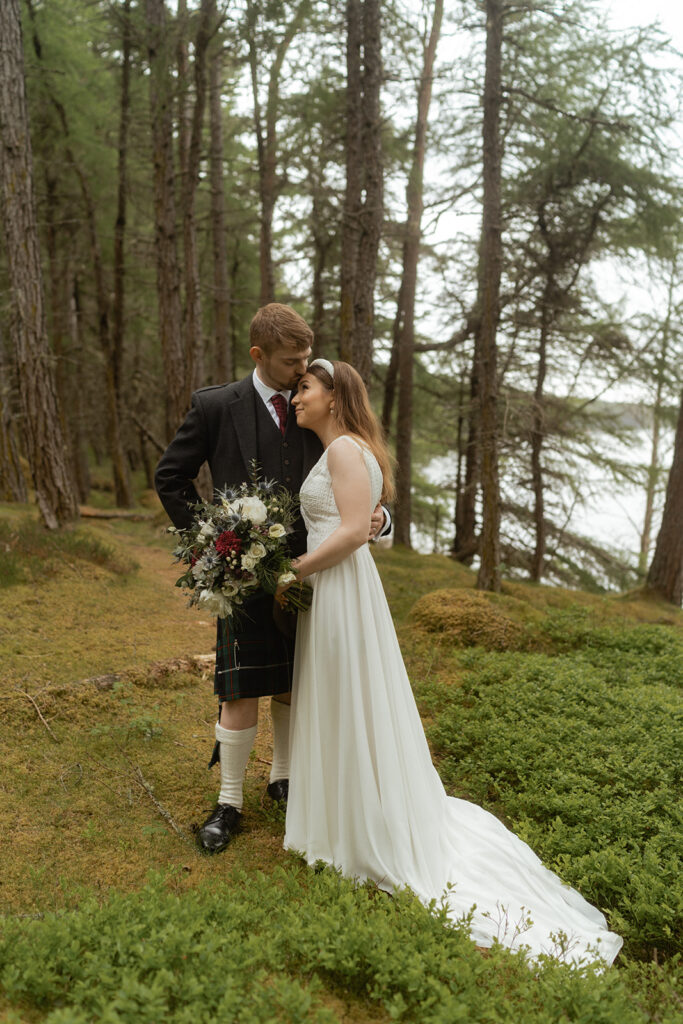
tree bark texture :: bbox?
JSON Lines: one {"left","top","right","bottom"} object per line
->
{"left": 0, "top": 0, "right": 78, "bottom": 527}
{"left": 67, "top": 270, "right": 91, "bottom": 503}
{"left": 392, "top": 0, "right": 443, "bottom": 547}
{"left": 640, "top": 274, "right": 673, "bottom": 575}
{"left": 452, "top": 362, "right": 480, "bottom": 563}
{"left": 208, "top": 1, "right": 232, "bottom": 383}
{"left": 146, "top": 0, "right": 188, "bottom": 441}
{"left": 111, "top": 0, "right": 134, "bottom": 506}
{"left": 529, "top": 274, "right": 553, "bottom": 581}
{"left": 0, "top": 346, "right": 27, "bottom": 502}
{"left": 476, "top": 0, "right": 503, "bottom": 592}
{"left": 177, "top": 0, "right": 211, "bottom": 392}
{"left": 311, "top": 184, "right": 334, "bottom": 358}
{"left": 340, "top": 0, "right": 383, "bottom": 387}
{"left": 646, "top": 387, "right": 683, "bottom": 605}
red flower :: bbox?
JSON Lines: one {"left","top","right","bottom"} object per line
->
{"left": 216, "top": 530, "right": 242, "bottom": 557}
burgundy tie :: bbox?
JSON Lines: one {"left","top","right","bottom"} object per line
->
{"left": 270, "top": 394, "right": 288, "bottom": 436}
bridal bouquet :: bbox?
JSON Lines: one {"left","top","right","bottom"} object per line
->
{"left": 170, "top": 470, "right": 312, "bottom": 623}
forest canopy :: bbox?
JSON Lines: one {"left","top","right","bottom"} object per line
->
{"left": 0, "top": 0, "right": 682, "bottom": 602}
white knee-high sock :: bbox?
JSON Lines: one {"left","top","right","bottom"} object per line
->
{"left": 216, "top": 723, "right": 257, "bottom": 810}
{"left": 269, "top": 698, "right": 291, "bottom": 783}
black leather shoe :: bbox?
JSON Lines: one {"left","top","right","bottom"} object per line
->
{"left": 197, "top": 804, "right": 242, "bottom": 854}
{"left": 266, "top": 779, "right": 289, "bottom": 803}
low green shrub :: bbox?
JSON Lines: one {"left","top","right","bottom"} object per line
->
{"left": 0, "top": 870, "right": 681, "bottom": 1024}
{"left": 0, "top": 517, "right": 138, "bottom": 586}
{"left": 428, "top": 647, "right": 682, "bottom": 960}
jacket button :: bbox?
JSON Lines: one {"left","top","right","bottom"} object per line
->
{"left": 285, "top": 476, "right": 291, "bottom": 483}
{"left": 284, "top": 459, "right": 290, "bottom": 466}
{"left": 283, "top": 442, "right": 288, "bottom": 448}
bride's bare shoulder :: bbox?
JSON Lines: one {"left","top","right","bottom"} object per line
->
{"left": 326, "top": 435, "right": 368, "bottom": 472}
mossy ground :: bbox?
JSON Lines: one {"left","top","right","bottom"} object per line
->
{"left": 1, "top": 491, "right": 681, "bottom": 1023}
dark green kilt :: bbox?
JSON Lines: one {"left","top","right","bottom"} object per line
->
{"left": 214, "top": 592, "right": 295, "bottom": 701}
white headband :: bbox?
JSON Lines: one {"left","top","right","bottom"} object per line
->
{"left": 308, "top": 357, "right": 335, "bottom": 378}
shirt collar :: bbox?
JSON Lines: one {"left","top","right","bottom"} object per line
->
{"left": 252, "top": 368, "right": 292, "bottom": 405}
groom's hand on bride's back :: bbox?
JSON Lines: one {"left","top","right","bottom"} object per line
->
{"left": 369, "top": 503, "right": 388, "bottom": 541}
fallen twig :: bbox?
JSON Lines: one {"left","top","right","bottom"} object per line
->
{"left": 132, "top": 764, "right": 194, "bottom": 847}
{"left": 79, "top": 506, "right": 155, "bottom": 521}
{"left": 17, "top": 689, "right": 59, "bottom": 742}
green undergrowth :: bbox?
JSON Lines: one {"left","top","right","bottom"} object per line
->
{"left": 0, "top": 516, "right": 138, "bottom": 587}
{"left": 1, "top": 870, "right": 681, "bottom": 1024}
{"left": 425, "top": 628, "right": 682, "bottom": 961}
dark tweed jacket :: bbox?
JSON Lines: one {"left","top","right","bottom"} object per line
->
{"left": 155, "top": 373, "right": 324, "bottom": 556}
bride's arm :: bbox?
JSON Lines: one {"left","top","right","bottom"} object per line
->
{"left": 292, "top": 440, "right": 372, "bottom": 579}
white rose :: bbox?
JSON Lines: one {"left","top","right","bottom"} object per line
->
{"left": 278, "top": 571, "right": 297, "bottom": 586}
{"left": 248, "top": 541, "right": 267, "bottom": 560}
{"left": 268, "top": 523, "right": 286, "bottom": 539}
{"left": 197, "top": 520, "right": 216, "bottom": 542}
{"left": 192, "top": 556, "right": 208, "bottom": 580}
{"left": 198, "top": 589, "right": 232, "bottom": 619}
{"left": 241, "top": 553, "right": 258, "bottom": 571}
{"left": 235, "top": 496, "right": 268, "bottom": 525}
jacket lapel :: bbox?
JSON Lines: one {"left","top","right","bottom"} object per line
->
{"left": 228, "top": 375, "right": 259, "bottom": 475}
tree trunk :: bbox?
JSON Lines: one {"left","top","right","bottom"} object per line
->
{"left": 392, "top": 0, "right": 443, "bottom": 547}
{"left": 646, "top": 388, "right": 683, "bottom": 605}
{"left": 340, "top": 0, "right": 362, "bottom": 364}
{"left": 111, "top": 0, "right": 134, "bottom": 506}
{"left": 340, "top": 0, "right": 383, "bottom": 387}
{"left": 353, "top": 0, "right": 383, "bottom": 387}
{"left": 381, "top": 280, "right": 403, "bottom": 435}
{"left": 311, "top": 186, "right": 333, "bottom": 358}
{"left": 208, "top": 2, "right": 232, "bottom": 384}
{"left": 146, "top": 0, "right": 188, "bottom": 441}
{"left": 247, "top": 0, "right": 310, "bottom": 307}
{"left": 530, "top": 274, "right": 553, "bottom": 581}
{"left": 476, "top": 0, "right": 503, "bottom": 592}
{"left": 452, "top": 361, "right": 480, "bottom": 562}
{"left": 0, "top": 0, "right": 78, "bottom": 527}
{"left": 0, "top": 333, "right": 27, "bottom": 502}
{"left": 178, "top": 0, "right": 210, "bottom": 392}
{"left": 67, "top": 270, "right": 91, "bottom": 502}
{"left": 640, "top": 273, "right": 674, "bottom": 574}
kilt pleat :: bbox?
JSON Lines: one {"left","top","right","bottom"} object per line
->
{"left": 214, "top": 593, "right": 295, "bottom": 700}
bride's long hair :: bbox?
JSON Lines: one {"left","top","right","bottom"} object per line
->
{"left": 306, "top": 361, "right": 395, "bottom": 502}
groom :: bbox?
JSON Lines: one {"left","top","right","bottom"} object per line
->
{"left": 155, "top": 303, "right": 320, "bottom": 853}
{"left": 156, "top": 303, "right": 387, "bottom": 854}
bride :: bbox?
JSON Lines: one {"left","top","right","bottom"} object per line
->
{"left": 280, "top": 357, "right": 622, "bottom": 967}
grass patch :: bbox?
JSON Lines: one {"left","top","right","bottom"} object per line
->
{"left": 0, "top": 517, "right": 138, "bottom": 588}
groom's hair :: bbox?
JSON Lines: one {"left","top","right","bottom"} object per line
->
{"left": 250, "top": 303, "right": 313, "bottom": 355}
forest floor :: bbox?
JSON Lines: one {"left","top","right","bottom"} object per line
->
{"left": 0, "top": 483, "right": 681, "bottom": 1024}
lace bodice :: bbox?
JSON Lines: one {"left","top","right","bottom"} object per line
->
{"left": 299, "top": 435, "right": 383, "bottom": 551}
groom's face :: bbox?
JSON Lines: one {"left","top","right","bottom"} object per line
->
{"left": 251, "top": 340, "right": 312, "bottom": 392}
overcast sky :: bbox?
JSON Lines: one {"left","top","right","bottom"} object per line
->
{"left": 603, "top": 0, "right": 683, "bottom": 47}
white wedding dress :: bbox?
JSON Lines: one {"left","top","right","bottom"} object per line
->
{"left": 285, "top": 436, "right": 622, "bottom": 966}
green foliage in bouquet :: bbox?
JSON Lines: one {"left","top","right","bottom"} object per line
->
{"left": 171, "top": 464, "right": 312, "bottom": 621}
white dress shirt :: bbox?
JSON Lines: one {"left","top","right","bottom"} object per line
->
{"left": 252, "top": 368, "right": 292, "bottom": 428}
